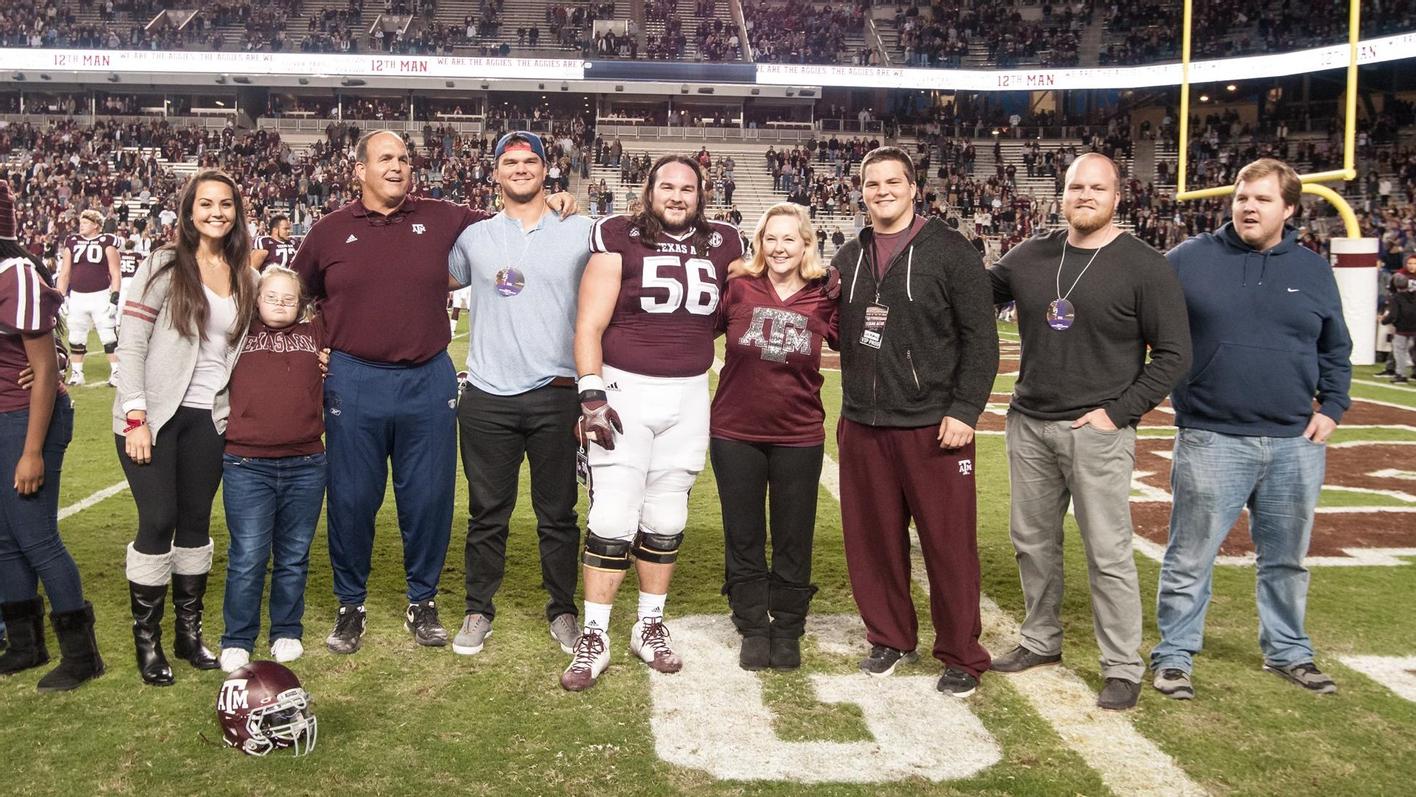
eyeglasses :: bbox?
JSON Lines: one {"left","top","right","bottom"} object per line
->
{"left": 261, "top": 295, "right": 299, "bottom": 308}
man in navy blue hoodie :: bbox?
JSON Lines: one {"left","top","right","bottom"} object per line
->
{"left": 1152, "top": 158, "right": 1352, "bottom": 701}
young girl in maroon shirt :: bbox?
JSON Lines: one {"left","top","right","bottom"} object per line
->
{"left": 711, "top": 203, "right": 838, "bottom": 671}
{"left": 217, "top": 266, "right": 326, "bottom": 673}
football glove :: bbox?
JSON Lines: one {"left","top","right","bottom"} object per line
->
{"left": 577, "top": 389, "right": 623, "bottom": 451}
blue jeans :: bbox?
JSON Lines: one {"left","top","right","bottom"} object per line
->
{"left": 1152, "top": 429, "right": 1326, "bottom": 672}
{"left": 0, "top": 395, "right": 82, "bottom": 612}
{"left": 220, "top": 452, "right": 327, "bottom": 651}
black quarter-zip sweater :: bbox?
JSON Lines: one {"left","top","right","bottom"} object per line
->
{"left": 832, "top": 216, "right": 999, "bottom": 428}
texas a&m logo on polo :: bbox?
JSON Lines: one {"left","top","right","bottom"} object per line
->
{"left": 412, "top": 224, "right": 427, "bottom": 235}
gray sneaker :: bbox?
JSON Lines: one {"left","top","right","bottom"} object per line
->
{"left": 1153, "top": 668, "right": 1194, "bottom": 700}
{"left": 1097, "top": 677, "right": 1142, "bottom": 711}
{"left": 1263, "top": 661, "right": 1337, "bottom": 694}
{"left": 549, "top": 613, "right": 579, "bottom": 655}
{"left": 451, "top": 613, "right": 492, "bottom": 655}
{"left": 991, "top": 644, "right": 1062, "bottom": 673}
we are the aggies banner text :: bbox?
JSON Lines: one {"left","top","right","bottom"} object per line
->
{"left": 0, "top": 30, "right": 1412, "bottom": 90}
{"left": 0, "top": 48, "right": 585, "bottom": 80}
{"left": 754, "top": 31, "right": 1416, "bottom": 91}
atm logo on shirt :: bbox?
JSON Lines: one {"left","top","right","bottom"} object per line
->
{"left": 739, "top": 307, "right": 811, "bottom": 363}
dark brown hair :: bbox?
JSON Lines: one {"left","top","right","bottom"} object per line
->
{"left": 859, "top": 146, "right": 916, "bottom": 184}
{"left": 148, "top": 170, "right": 255, "bottom": 344}
{"left": 631, "top": 155, "right": 713, "bottom": 253}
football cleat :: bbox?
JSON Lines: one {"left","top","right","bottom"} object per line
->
{"left": 630, "top": 617, "right": 683, "bottom": 674}
{"left": 66, "top": 371, "right": 85, "bottom": 386}
{"left": 560, "top": 630, "right": 610, "bottom": 692}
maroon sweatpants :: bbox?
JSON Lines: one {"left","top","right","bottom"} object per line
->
{"left": 837, "top": 417, "right": 990, "bottom": 677}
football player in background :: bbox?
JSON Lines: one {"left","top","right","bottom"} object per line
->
{"left": 56, "top": 210, "right": 121, "bottom": 386}
{"left": 562, "top": 155, "right": 745, "bottom": 691}
{"left": 117, "top": 239, "right": 142, "bottom": 327}
{"left": 249, "top": 214, "right": 299, "bottom": 272}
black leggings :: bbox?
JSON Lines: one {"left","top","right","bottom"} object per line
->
{"left": 117, "top": 406, "right": 225, "bottom": 555}
{"left": 709, "top": 437, "right": 823, "bottom": 588}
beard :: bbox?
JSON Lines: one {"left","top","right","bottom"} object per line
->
{"left": 652, "top": 202, "right": 695, "bottom": 233}
{"left": 1064, "top": 203, "right": 1113, "bottom": 235}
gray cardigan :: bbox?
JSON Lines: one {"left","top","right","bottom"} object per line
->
{"left": 112, "top": 249, "right": 252, "bottom": 444}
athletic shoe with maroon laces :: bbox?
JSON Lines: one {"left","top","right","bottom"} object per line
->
{"left": 560, "top": 630, "right": 610, "bottom": 692}
{"left": 630, "top": 617, "right": 683, "bottom": 674}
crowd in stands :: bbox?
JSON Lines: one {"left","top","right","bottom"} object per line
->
{"left": 743, "top": 0, "right": 867, "bottom": 65}
{"left": 1102, "top": 0, "right": 1416, "bottom": 65}
{"left": 3, "top": 0, "right": 1414, "bottom": 65}
{"left": 0, "top": 110, "right": 598, "bottom": 268}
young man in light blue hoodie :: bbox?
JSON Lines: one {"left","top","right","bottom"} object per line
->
{"left": 1152, "top": 158, "right": 1352, "bottom": 700}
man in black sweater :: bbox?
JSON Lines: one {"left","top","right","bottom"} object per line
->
{"left": 834, "top": 147, "right": 999, "bottom": 697}
{"left": 987, "top": 153, "right": 1192, "bottom": 711}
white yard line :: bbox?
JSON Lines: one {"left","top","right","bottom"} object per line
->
{"left": 1352, "top": 378, "right": 1416, "bottom": 392}
{"left": 1336, "top": 655, "right": 1416, "bottom": 703}
{"left": 817, "top": 453, "right": 1207, "bottom": 797}
{"left": 58, "top": 480, "right": 129, "bottom": 520}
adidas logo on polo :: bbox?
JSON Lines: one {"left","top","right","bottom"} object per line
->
{"left": 345, "top": 234, "right": 358, "bottom": 244}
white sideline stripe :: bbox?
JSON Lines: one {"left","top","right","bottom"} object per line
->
{"left": 1337, "top": 655, "right": 1416, "bottom": 703}
{"left": 1353, "top": 378, "right": 1416, "bottom": 392}
{"left": 58, "top": 480, "right": 128, "bottom": 520}
{"left": 817, "top": 453, "right": 1207, "bottom": 796}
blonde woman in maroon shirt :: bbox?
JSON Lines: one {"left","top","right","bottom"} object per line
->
{"left": 710, "top": 203, "right": 838, "bottom": 671}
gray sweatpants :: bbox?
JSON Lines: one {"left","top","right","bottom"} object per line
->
{"left": 1004, "top": 410, "right": 1144, "bottom": 682}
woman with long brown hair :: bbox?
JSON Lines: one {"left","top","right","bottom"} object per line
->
{"left": 114, "top": 170, "right": 257, "bottom": 686}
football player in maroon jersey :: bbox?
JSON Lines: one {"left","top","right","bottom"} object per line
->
{"left": 561, "top": 155, "right": 745, "bottom": 691}
{"left": 249, "top": 215, "right": 298, "bottom": 272}
{"left": 56, "top": 210, "right": 121, "bottom": 386}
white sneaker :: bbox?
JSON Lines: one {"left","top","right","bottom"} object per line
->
{"left": 630, "top": 617, "right": 683, "bottom": 674}
{"left": 219, "top": 647, "right": 251, "bottom": 673}
{"left": 559, "top": 630, "right": 610, "bottom": 692}
{"left": 66, "top": 371, "right": 85, "bottom": 386}
{"left": 106, "top": 372, "right": 118, "bottom": 387}
{"left": 270, "top": 638, "right": 304, "bottom": 663}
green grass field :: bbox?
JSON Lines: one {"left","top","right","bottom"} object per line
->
{"left": 3, "top": 322, "right": 1415, "bottom": 796}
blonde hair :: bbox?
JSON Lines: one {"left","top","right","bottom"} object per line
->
{"left": 1235, "top": 158, "right": 1302, "bottom": 207}
{"left": 257, "top": 265, "right": 312, "bottom": 321}
{"left": 746, "top": 203, "right": 826, "bottom": 281}
{"left": 79, "top": 209, "right": 104, "bottom": 227}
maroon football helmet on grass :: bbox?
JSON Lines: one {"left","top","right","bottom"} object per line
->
{"left": 216, "top": 661, "right": 317, "bottom": 756}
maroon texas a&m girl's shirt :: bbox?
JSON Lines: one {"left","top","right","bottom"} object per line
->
{"left": 710, "top": 273, "right": 838, "bottom": 446}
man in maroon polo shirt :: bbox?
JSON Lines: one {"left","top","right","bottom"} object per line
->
{"left": 292, "top": 130, "right": 575, "bottom": 655}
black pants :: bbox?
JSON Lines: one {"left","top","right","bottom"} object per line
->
{"left": 710, "top": 437, "right": 822, "bottom": 588}
{"left": 117, "top": 405, "right": 225, "bottom": 555}
{"left": 458, "top": 382, "right": 579, "bottom": 621}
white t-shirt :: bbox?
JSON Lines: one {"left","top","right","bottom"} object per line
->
{"left": 180, "top": 285, "right": 237, "bottom": 410}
